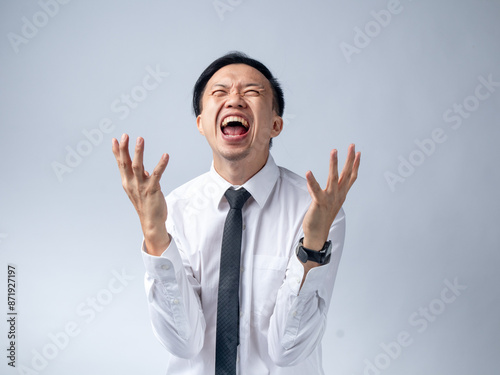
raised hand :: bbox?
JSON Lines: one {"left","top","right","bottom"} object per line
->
{"left": 302, "top": 144, "right": 361, "bottom": 251}
{"left": 111, "top": 134, "right": 171, "bottom": 255}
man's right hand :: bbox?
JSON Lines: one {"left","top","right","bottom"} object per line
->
{"left": 112, "top": 134, "right": 171, "bottom": 256}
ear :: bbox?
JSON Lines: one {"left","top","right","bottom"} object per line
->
{"left": 196, "top": 115, "right": 205, "bottom": 135}
{"left": 270, "top": 114, "right": 283, "bottom": 138}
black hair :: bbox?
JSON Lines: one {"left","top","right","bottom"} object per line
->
{"left": 192, "top": 51, "right": 285, "bottom": 117}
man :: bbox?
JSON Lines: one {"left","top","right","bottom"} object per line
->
{"left": 112, "top": 52, "right": 360, "bottom": 374}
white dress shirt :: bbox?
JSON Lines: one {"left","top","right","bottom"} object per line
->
{"left": 142, "top": 154, "right": 345, "bottom": 375}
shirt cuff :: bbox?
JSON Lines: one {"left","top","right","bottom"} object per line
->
{"left": 141, "top": 238, "right": 184, "bottom": 282}
{"left": 287, "top": 251, "right": 337, "bottom": 298}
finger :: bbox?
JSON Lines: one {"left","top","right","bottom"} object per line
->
{"left": 118, "top": 134, "right": 133, "bottom": 179}
{"left": 305, "top": 170, "right": 323, "bottom": 201}
{"left": 111, "top": 138, "right": 120, "bottom": 160}
{"left": 348, "top": 151, "right": 361, "bottom": 190}
{"left": 132, "top": 137, "right": 146, "bottom": 181}
{"left": 325, "top": 149, "right": 338, "bottom": 194}
{"left": 338, "top": 144, "right": 356, "bottom": 186}
{"left": 149, "top": 153, "right": 170, "bottom": 186}
{"left": 111, "top": 138, "right": 126, "bottom": 179}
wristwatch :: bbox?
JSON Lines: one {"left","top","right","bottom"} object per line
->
{"left": 295, "top": 237, "right": 332, "bottom": 264}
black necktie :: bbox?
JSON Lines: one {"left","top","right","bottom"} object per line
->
{"left": 215, "top": 188, "right": 251, "bottom": 375}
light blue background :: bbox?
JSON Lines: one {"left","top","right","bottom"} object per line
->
{"left": 1, "top": 0, "right": 499, "bottom": 374}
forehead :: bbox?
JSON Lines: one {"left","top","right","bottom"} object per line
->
{"left": 206, "top": 64, "right": 270, "bottom": 88}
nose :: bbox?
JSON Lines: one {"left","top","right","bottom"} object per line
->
{"left": 225, "top": 91, "right": 247, "bottom": 108}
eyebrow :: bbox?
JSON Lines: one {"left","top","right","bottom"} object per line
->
{"left": 243, "top": 83, "right": 265, "bottom": 89}
{"left": 210, "top": 83, "right": 265, "bottom": 89}
{"left": 211, "top": 83, "right": 229, "bottom": 88}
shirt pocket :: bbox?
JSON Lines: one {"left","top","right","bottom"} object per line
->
{"left": 251, "top": 255, "right": 288, "bottom": 317}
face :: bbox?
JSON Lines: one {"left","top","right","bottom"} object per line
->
{"left": 196, "top": 64, "right": 283, "bottom": 167}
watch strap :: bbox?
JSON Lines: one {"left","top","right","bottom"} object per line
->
{"left": 296, "top": 237, "right": 332, "bottom": 264}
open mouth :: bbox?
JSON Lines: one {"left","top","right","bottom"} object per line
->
{"left": 221, "top": 116, "right": 249, "bottom": 137}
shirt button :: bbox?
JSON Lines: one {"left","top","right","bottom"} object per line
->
{"left": 240, "top": 311, "right": 243, "bottom": 317}
{"left": 296, "top": 278, "right": 301, "bottom": 284}
{"left": 173, "top": 299, "right": 179, "bottom": 305}
{"left": 292, "top": 311, "right": 298, "bottom": 317}
{"left": 161, "top": 264, "right": 170, "bottom": 270}
{"left": 243, "top": 224, "right": 246, "bottom": 230}
{"left": 240, "top": 266, "right": 244, "bottom": 273}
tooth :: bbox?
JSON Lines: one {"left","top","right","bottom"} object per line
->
{"left": 221, "top": 116, "right": 249, "bottom": 128}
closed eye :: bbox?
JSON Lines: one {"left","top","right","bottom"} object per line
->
{"left": 212, "top": 90, "right": 228, "bottom": 96}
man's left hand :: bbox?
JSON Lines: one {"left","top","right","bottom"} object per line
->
{"left": 302, "top": 144, "right": 361, "bottom": 251}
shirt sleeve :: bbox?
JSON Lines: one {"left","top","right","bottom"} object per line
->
{"left": 142, "top": 231, "right": 206, "bottom": 359}
{"left": 267, "top": 208, "right": 346, "bottom": 367}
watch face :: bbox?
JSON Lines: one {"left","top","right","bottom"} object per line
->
{"left": 297, "top": 248, "right": 308, "bottom": 263}
{"left": 296, "top": 240, "right": 332, "bottom": 264}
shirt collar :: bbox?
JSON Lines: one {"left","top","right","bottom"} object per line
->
{"left": 209, "top": 154, "right": 280, "bottom": 209}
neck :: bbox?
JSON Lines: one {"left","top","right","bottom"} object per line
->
{"left": 213, "top": 150, "right": 269, "bottom": 185}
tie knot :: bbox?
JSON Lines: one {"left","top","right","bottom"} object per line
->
{"left": 225, "top": 188, "right": 251, "bottom": 210}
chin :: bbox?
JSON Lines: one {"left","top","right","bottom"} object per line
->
{"left": 220, "top": 148, "right": 252, "bottom": 162}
